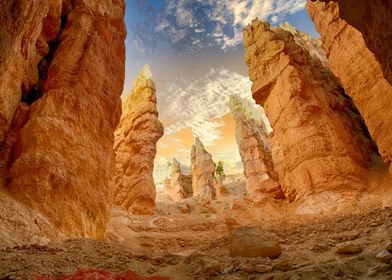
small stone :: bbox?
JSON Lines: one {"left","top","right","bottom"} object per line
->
{"left": 203, "top": 264, "right": 221, "bottom": 276}
{"left": 376, "top": 250, "right": 392, "bottom": 263}
{"left": 336, "top": 242, "right": 362, "bottom": 254}
{"left": 386, "top": 241, "right": 392, "bottom": 253}
{"left": 238, "top": 263, "right": 255, "bottom": 273}
{"left": 368, "top": 264, "right": 391, "bottom": 276}
{"left": 255, "top": 264, "right": 273, "bottom": 273}
{"left": 273, "top": 260, "right": 292, "bottom": 272}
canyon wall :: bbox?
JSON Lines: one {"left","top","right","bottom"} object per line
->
{"left": 229, "top": 95, "right": 283, "bottom": 198}
{"left": 307, "top": 1, "right": 392, "bottom": 173}
{"left": 114, "top": 65, "right": 164, "bottom": 215}
{"left": 0, "top": 0, "right": 126, "bottom": 238}
{"left": 165, "top": 158, "right": 192, "bottom": 202}
{"left": 243, "top": 20, "right": 375, "bottom": 201}
{"left": 190, "top": 138, "right": 219, "bottom": 200}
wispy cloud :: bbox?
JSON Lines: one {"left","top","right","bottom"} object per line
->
{"left": 132, "top": 0, "right": 306, "bottom": 53}
{"left": 157, "top": 68, "right": 266, "bottom": 146}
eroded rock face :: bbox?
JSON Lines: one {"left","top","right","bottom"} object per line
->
{"left": 190, "top": 138, "right": 218, "bottom": 200}
{"left": 229, "top": 95, "right": 283, "bottom": 198}
{"left": 309, "top": 0, "right": 392, "bottom": 85}
{"left": 1, "top": 0, "right": 126, "bottom": 238}
{"left": 114, "top": 65, "right": 164, "bottom": 215}
{"left": 243, "top": 20, "right": 374, "bottom": 201}
{"left": 307, "top": 1, "right": 392, "bottom": 173}
{"left": 165, "top": 158, "right": 192, "bottom": 202}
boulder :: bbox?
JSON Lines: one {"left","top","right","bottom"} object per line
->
{"left": 229, "top": 227, "right": 281, "bottom": 258}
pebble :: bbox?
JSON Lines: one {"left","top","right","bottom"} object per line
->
{"left": 255, "top": 264, "right": 273, "bottom": 273}
{"left": 335, "top": 242, "right": 362, "bottom": 254}
{"left": 386, "top": 241, "right": 392, "bottom": 253}
{"left": 376, "top": 250, "right": 392, "bottom": 264}
{"left": 273, "top": 260, "right": 292, "bottom": 272}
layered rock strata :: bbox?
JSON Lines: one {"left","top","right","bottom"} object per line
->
{"left": 165, "top": 158, "right": 192, "bottom": 202}
{"left": 0, "top": 0, "right": 126, "bottom": 238}
{"left": 243, "top": 20, "right": 374, "bottom": 201}
{"left": 114, "top": 65, "right": 163, "bottom": 215}
{"left": 229, "top": 95, "right": 283, "bottom": 198}
{"left": 307, "top": 1, "right": 392, "bottom": 173}
{"left": 190, "top": 138, "right": 219, "bottom": 200}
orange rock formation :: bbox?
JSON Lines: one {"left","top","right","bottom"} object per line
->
{"left": 0, "top": 0, "right": 126, "bottom": 238}
{"left": 229, "top": 95, "right": 283, "bottom": 198}
{"left": 190, "top": 138, "right": 219, "bottom": 200}
{"left": 243, "top": 20, "right": 375, "bottom": 201}
{"left": 165, "top": 158, "right": 192, "bottom": 202}
{"left": 307, "top": 0, "right": 392, "bottom": 173}
{"left": 114, "top": 65, "right": 164, "bottom": 215}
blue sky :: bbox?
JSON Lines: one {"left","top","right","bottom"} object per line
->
{"left": 123, "top": 0, "right": 320, "bottom": 180}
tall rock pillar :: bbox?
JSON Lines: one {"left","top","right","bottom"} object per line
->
{"left": 243, "top": 20, "right": 374, "bottom": 201}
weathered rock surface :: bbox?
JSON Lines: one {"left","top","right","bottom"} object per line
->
{"left": 114, "top": 65, "right": 163, "bottom": 215}
{"left": 309, "top": 0, "right": 392, "bottom": 85}
{"left": 0, "top": 103, "right": 29, "bottom": 181}
{"left": 307, "top": 1, "right": 392, "bottom": 173}
{"left": 1, "top": 0, "right": 126, "bottom": 238}
{"left": 229, "top": 227, "right": 282, "bottom": 258}
{"left": 279, "top": 21, "right": 328, "bottom": 68}
{"left": 165, "top": 158, "right": 192, "bottom": 202}
{"left": 243, "top": 20, "right": 375, "bottom": 201}
{"left": 190, "top": 138, "right": 219, "bottom": 200}
{"left": 229, "top": 95, "right": 283, "bottom": 198}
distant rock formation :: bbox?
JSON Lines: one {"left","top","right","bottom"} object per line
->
{"left": 229, "top": 95, "right": 283, "bottom": 198}
{"left": 190, "top": 138, "right": 219, "bottom": 200}
{"left": 0, "top": 0, "right": 126, "bottom": 238}
{"left": 307, "top": 1, "right": 392, "bottom": 173}
{"left": 243, "top": 19, "right": 375, "bottom": 201}
{"left": 165, "top": 158, "right": 192, "bottom": 202}
{"left": 114, "top": 65, "right": 164, "bottom": 215}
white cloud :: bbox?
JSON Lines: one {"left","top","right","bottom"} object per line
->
{"left": 156, "top": 68, "right": 267, "bottom": 146}
{"left": 153, "top": 0, "right": 306, "bottom": 51}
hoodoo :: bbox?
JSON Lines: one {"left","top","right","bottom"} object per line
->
{"left": 113, "top": 65, "right": 164, "bottom": 215}
{"left": 165, "top": 158, "right": 192, "bottom": 202}
{"left": 229, "top": 95, "right": 283, "bottom": 198}
{"left": 243, "top": 20, "right": 376, "bottom": 201}
{"left": 190, "top": 138, "right": 219, "bottom": 200}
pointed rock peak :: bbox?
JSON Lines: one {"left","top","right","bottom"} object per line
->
{"left": 172, "top": 158, "right": 181, "bottom": 171}
{"left": 229, "top": 95, "right": 263, "bottom": 124}
{"left": 130, "top": 64, "right": 155, "bottom": 95}
{"left": 194, "top": 137, "right": 205, "bottom": 150}
{"left": 141, "top": 64, "right": 152, "bottom": 79}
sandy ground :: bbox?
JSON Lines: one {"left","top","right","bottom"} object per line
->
{"left": 1, "top": 171, "right": 392, "bottom": 279}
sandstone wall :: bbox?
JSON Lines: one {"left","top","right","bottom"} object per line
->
{"left": 307, "top": 1, "right": 392, "bottom": 173}
{"left": 229, "top": 95, "right": 283, "bottom": 198}
{"left": 0, "top": 0, "right": 126, "bottom": 238}
{"left": 243, "top": 20, "right": 374, "bottom": 201}
{"left": 114, "top": 65, "right": 164, "bottom": 215}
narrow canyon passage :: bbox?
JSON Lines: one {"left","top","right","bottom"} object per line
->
{"left": 0, "top": 1, "right": 392, "bottom": 280}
